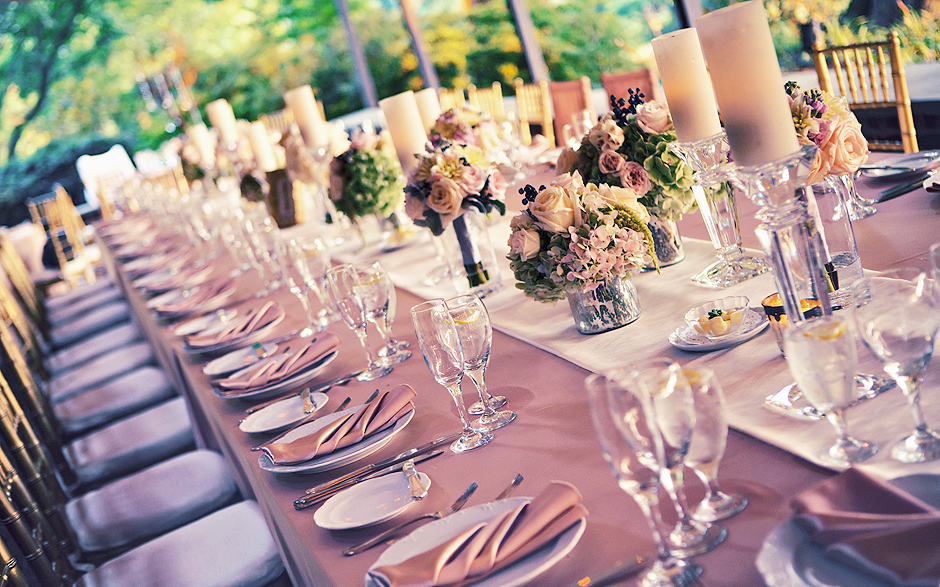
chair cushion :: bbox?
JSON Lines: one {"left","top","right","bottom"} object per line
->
{"left": 50, "top": 301, "right": 130, "bottom": 348}
{"left": 45, "top": 322, "right": 143, "bottom": 375}
{"left": 47, "top": 286, "right": 124, "bottom": 326}
{"left": 54, "top": 366, "right": 176, "bottom": 436}
{"left": 66, "top": 449, "right": 238, "bottom": 552}
{"left": 44, "top": 278, "right": 116, "bottom": 312}
{"left": 65, "top": 398, "right": 195, "bottom": 486}
{"left": 48, "top": 342, "right": 155, "bottom": 403}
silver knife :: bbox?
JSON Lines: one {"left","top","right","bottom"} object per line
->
{"left": 293, "top": 449, "right": 443, "bottom": 509}
{"left": 877, "top": 169, "right": 936, "bottom": 202}
{"left": 302, "top": 432, "right": 460, "bottom": 496}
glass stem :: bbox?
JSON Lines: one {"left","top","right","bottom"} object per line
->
{"left": 294, "top": 289, "right": 318, "bottom": 331}
{"left": 634, "top": 486, "right": 672, "bottom": 562}
{"left": 370, "top": 314, "right": 395, "bottom": 350}
{"left": 444, "top": 382, "right": 475, "bottom": 437}
{"left": 663, "top": 465, "right": 696, "bottom": 526}
{"left": 898, "top": 375, "right": 927, "bottom": 427}
{"left": 827, "top": 408, "right": 851, "bottom": 442}
{"left": 465, "top": 366, "right": 496, "bottom": 416}
{"left": 354, "top": 326, "right": 381, "bottom": 370}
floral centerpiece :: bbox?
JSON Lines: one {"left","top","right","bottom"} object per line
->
{"left": 508, "top": 172, "right": 655, "bottom": 333}
{"left": 428, "top": 107, "right": 502, "bottom": 156}
{"left": 555, "top": 93, "right": 696, "bottom": 266}
{"left": 328, "top": 128, "right": 404, "bottom": 220}
{"left": 404, "top": 141, "right": 506, "bottom": 294}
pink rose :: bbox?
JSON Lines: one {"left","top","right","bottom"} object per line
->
{"left": 454, "top": 164, "right": 487, "bottom": 195}
{"left": 350, "top": 130, "right": 379, "bottom": 151}
{"left": 825, "top": 118, "right": 869, "bottom": 176}
{"left": 427, "top": 176, "right": 465, "bottom": 225}
{"left": 635, "top": 101, "right": 673, "bottom": 135}
{"left": 620, "top": 161, "right": 652, "bottom": 196}
{"left": 487, "top": 170, "right": 507, "bottom": 200}
{"left": 598, "top": 150, "right": 626, "bottom": 176}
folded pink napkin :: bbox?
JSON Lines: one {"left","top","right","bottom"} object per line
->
{"left": 261, "top": 384, "right": 417, "bottom": 465}
{"left": 186, "top": 301, "right": 284, "bottom": 348}
{"left": 368, "top": 481, "right": 587, "bottom": 587}
{"left": 154, "top": 279, "right": 235, "bottom": 315}
{"left": 791, "top": 468, "right": 940, "bottom": 586}
{"left": 145, "top": 265, "right": 210, "bottom": 291}
{"left": 216, "top": 333, "right": 340, "bottom": 392}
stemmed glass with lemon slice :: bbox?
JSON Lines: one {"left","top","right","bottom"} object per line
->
{"left": 783, "top": 314, "right": 878, "bottom": 465}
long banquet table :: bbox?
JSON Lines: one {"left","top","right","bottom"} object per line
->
{"left": 99, "top": 165, "right": 940, "bottom": 587}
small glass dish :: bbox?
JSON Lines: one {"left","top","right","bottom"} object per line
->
{"left": 685, "top": 296, "right": 749, "bottom": 340}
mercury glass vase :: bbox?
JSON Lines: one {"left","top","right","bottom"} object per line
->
{"left": 645, "top": 215, "right": 685, "bottom": 270}
{"left": 437, "top": 210, "right": 503, "bottom": 299}
{"left": 566, "top": 277, "right": 641, "bottom": 334}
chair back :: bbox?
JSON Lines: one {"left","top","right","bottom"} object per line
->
{"left": 512, "top": 79, "right": 555, "bottom": 147}
{"left": 812, "top": 31, "right": 918, "bottom": 153}
{"left": 467, "top": 82, "right": 506, "bottom": 122}
{"left": 601, "top": 68, "right": 661, "bottom": 106}
{"left": 0, "top": 236, "right": 43, "bottom": 327}
{"left": 548, "top": 76, "right": 597, "bottom": 143}
{"left": 75, "top": 144, "right": 137, "bottom": 213}
{"left": 27, "top": 187, "right": 93, "bottom": 287}
{"left": 260, "top": 108, "right": 296, "bottom": 137}
{"left": 438, "top": 87, "right": 467, "bottom": 112}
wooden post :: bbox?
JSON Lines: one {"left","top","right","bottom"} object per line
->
{"left": 334, "top": 0, "right": 379, "bottom": 108}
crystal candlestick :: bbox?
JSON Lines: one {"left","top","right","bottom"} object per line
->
{"left": 670, "top": 132, "right": 768, "bottom": 288}
{"left": 735, "top": 144, "right": 832, "bottom": 323}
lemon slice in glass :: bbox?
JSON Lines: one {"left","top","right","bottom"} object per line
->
{"left": 804, "top": 319, "right": 847, "bottom": 340}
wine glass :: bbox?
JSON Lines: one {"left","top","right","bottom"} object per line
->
{"left": 615, "top": 359, "right": 726, "bottom": 558}
{"left": 683, "top": 367, "right": 748, "bottom": 522}
{"left": 298, "top": 237, "right": 338, "bottom": 329}
{"left": 585, "top": 371, "right": 701, "bottom": 587}
{"left": 443, "top": 294, "right": 515, "bottom": 431}
{"left": 851, "top": 268, "right": 940, "bottom": 462}
{"left": 326, "top": 264, "right": 392, "bottom": 382}
{"left": 411, "top": 299, "right": 493, "bottom": 453}
{"left": 243, "top": 215, "right": 282, "bottom": 296}
{"left": 277, "top": 237, "right": 322, "bottom": 338}
{"left": 354, "top": 261, "right": 411, "bottom": 364}
{"left": 784, "top": 314, "right": 878, "bottom": 464}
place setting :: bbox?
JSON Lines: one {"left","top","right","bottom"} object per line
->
{"left": 182, "top": 300, "right": 287, "bottom": 355}
{"left": 148, "top": 277, "right": 239, "bottom": 320}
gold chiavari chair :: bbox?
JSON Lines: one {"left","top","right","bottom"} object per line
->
{"left": 0, "top": 235, "right": 45, "bottom": 331}
{"left": 512, "top": 78, "right": 555, "bottom": 147}
{"left": 437, "top": 86, "right": 467, "bottom": 111}
{"left": 27, "top": 188, "right": 94, "bottom": 289}
{"left": 260, "top": 109, "right": 296, "bottom": 137}
{"left": 0, "top": 279, "right": 47, "bottom": 374}
{"left": 601, "top": 68, "right": 661, "bottom": 105}
{"left": 0, "top": 533, "right": 30, "bottom": 587}
{"left": 548, "top": 76, "right": 597, "bottom": 145}
{"left": 467, "top": 82, "right": 506, "bottom": 122}
{"left": 140, "top": 163, "right": 189, "bottom": 197}
{"left": 812, "top": 31, "right": 918, "bottom": 153}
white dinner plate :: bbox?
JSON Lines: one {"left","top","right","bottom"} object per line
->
{"left": 182, "top": 312, "right": 285, "bottom": 355}
{"left": 202, "top": 341, "right": 277, "bottom": 377}
{"left": 153, "top": 284, "right": 237, "bottom": 320}
{"left": 668, "top": 307, "right": 768, "bottom": 352}
{"left": 173, "top": 309, "right": 238, "bottom": 337}
{"left": 859, "top": 150, "right": 940, "bottom": 180}
{"left": 258, "top": 406, "right": 415, "bottom": 474}
{"left": 238, "top": 391, "right": 328, "bottom": 434}
{"left": 756, "top": 474, "right": 940, "bottom": 587}
{"left": 365, "top": 497, "right": 586, "bottom": 587}
{"left": 137, "top": 265, "right": 214, "bottom": 294}
{"left": 314, "top": 471, "right": 431, "bottom": 530}
{"left": 212, "top": 350, "right": 338, "bottom": 399}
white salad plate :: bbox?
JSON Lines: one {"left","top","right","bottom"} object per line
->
{"left": 137, "top": 265, "right": 214, "bottom": 294}
{"left": 756, "top": 474, "right": 940, "bottom": 587}
{"left": 314, "top": 471, "right": 431, "bottom": 530}
{"left": 173, "top": 309, "right": 238, "bottom": 337}
{"left": 153, "top": 285, "right": 236, "bottom": 320}
{"left": 212, "top": 350, "right": 337, "bottom": 400}
{"left": 258, "top": 406, "right": 414, "bottom": 474}
{"left": 365, "top": 497, "right": 586, "bottom": 587}
{"left": 238, "top": 391, "right": 328, "bottom": 434}
{"left": 859, "top": 150, "right": 940, "bottom": 180}
{"left": 182, "top": 312, "right": 285, "bottom": 355}
{"left": 668, "top": 307, "right": 768, "bottom": 352}
{"left": 202, "top": 341, "right": 277, "bottom": 377}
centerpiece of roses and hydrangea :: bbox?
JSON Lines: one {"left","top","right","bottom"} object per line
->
{"left": 428, "top": 107, "right": 503, "bottom": 156}
{"left": 508, "top": 171, "right": 655, "bottom": 303}
{"left": 328, "top": 128, "right": 404, "bottom": 221}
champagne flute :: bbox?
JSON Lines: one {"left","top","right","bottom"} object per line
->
{"left": 277, "top": 237, "right": 322, "bottom": 338}
{"left": 784, "top": 314, "right": 878, "bottom": 464}
{"left": 355, "top": 261, "right": 411, "bottom": 364}
{"left": 411, "top": 299, "right": 492, "bottom": 453}
{"left": 683, "top": 367, "right": 747, "bottom": 522}
{"left": 326, "top": 264, "right": 392, "bottom": 382}
{"left": 585, "top": 372, "right": 701, "bottom": 587}
{"left": 444, "top": 294, "right": 515, "bottom": 431}
{"left": 851, "top": 268, "right": 940, "bottom": 462}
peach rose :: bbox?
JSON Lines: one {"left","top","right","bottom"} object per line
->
{"left": 427, "top": 177, "right": 464, "bottom": 224}
{"left": 799, "top": 134, "right": 831, "bottom": 185}
{"left": 528, "top": 184, "right": 577, "bottom": 233}
{"left": 826, "top": 118, "right": 870, "bottom": 176}
{"left": 635, "top": 101, "right": 673, "bottom": 135}
{"left": 509, "top": 227, "right": 542, "bottom": 261}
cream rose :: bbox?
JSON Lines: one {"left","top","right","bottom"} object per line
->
{"left": 529, "top": 184, "right": 576, "bottom": 233}
{"left": 427, "top": 176, "right": 464, "bottom": 224}
{"left": 826, "top": 118, "right": 869, "bottom": 176}
{"left": 635, "top": 101, "right": 673, "bottom": 135}
{"left": 555, "top": 148, "right": 580, "bottom": 175}
{"left": 509, "top": 228, "right": 542, "bottom": 261}
{"left": 588, "top": 114, "right": 624, "bottom": 152}
{"left": 551, "top": 171, "right": 585, "bottom": 192}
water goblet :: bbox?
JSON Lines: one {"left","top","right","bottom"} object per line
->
{"left": 683, "top": 367, "right": 747, "bottom": 522}
{"left": 585, "top": 372, "right": 701, "bottom": 587}
{"left": 443, "top": 294, "right": 515, "bottom": 431}
{"left": 851, "top": 268, "right": 940, "bottom": 462}
{"left": 411, "top": 299, "right": 493, "bottom": 453}
{"left": 298, "top": 237, "right": 338, "bottom": 328}
{"left": 354, "top": 261, "right": 411, "bottom": 365}
{"left": 784, "top": 314, "right": 878, "bottom": 465}
{"left": 326, "top": 264, "right": 392, "bottom": 382}
{"left": 277, "top": 237, "right": 322, "bottom": 338}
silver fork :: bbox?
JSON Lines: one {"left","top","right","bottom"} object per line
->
{"left": 343, "top": 482, "right": 478, "bottom": 556}
{"left": 494, "top": 473, "right": 523, "bottom": 500}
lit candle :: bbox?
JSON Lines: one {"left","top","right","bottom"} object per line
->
{"left": 378, "top": 91, "right": 427, "bottom": 177}
{"left": 414, "top": 88, "right": 442, "bottom": 134}
{"left": 651, "top": 28, "right": 722, "bottom": 143}
{"left": 696, "top": 1, "right": 799, "bottom": 167}
{"left": 187, "top": 123, "right": 215, "bottom": 168}
{"left": 284, "top": 85, "right": 327, "bottom": 149}
{"left": 247, "top": 122, "right": 278, "bottom": 172}
{"left": 206, "top": 99, "right": 239, "bottom": 147}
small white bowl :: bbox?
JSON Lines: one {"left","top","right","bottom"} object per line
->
{"left": 685, "top": 296, "right": 749, "bottom": 340}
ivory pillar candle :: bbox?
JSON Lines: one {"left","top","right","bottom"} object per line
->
{"left": 284, "top": 85, "right": 327, "bottom": 149}
{"left": 696, "top": 1, "right": 799, "bottom": 167}
{"left": 651, "top": 28, "right": 722, "bottom": 143}
{"left": 378, "top": 90, "right": 427, "bottom": 177}
{"left": 247, "top": 122, "right": 278, "bottom": 172}
{"left": 414, "top": 88, "right": 442, "bottom": 134}
{"left": 206, "top": 99, "right": 239, "bottom": 147}
{"left": 187, "top": 123, "right": 215, "bottom": 167}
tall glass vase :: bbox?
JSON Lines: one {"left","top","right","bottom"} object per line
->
{"left": 438, "top": 210, "right": 503, "bottom": 298}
